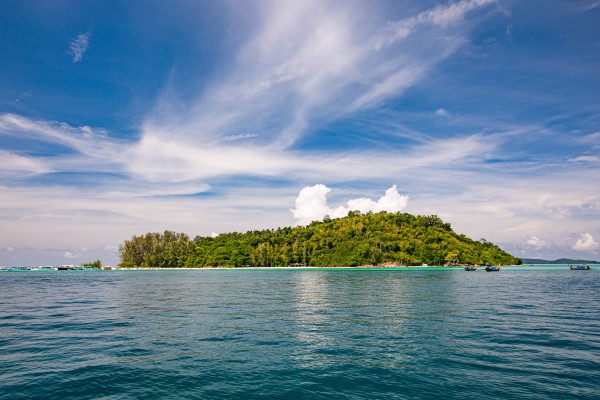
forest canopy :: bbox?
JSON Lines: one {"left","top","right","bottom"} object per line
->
{"left": 119, "top": 212, "right": 521, "bottom": 268}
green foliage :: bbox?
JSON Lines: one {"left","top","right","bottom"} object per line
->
{"left": 82, "top": 259, "right": 102, "bottom": 268}
{"left": 119, "top": 230, "right": 193, "bottom": 268}
{"left": 186, "top": 211, "right": 518, "bottom": 267}
{"left": 118, "top": 213, "right": 519, "bottom": 268}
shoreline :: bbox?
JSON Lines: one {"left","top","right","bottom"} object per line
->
{"left": 2, "top": 264, "right": 586, "bottom": 272}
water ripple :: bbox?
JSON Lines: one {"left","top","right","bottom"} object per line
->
{"left": 0, "top": 269, "right": 599, "bottom": 399}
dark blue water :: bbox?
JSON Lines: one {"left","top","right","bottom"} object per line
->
{"left": 1, "top": 269, "right": 599, "bottom": 399}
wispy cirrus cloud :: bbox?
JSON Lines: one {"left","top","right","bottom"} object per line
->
{"left": 0, "top": 150, "right": 51, "bottom": 177}
{"left": 0, "top": 113, "right": 124, "bottom": 169}
{"left": 0, "top": 111, "right": 497, "bottom": 184}
{"left": 69, "top": 31, "right": 91, "bottom": 63}
{"left": 569, "top": 155, "right": 600, "bottom": 162}
{"left": 142, "top": 0, "right": 497, "bottom": 150}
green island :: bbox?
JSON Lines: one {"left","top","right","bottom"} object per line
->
{"left": 119, "top": 212, "right": 520, "bottom": 268}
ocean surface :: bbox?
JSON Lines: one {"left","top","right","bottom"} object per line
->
{"left": 1, "top": 267, "right": 599, "bottom": 399}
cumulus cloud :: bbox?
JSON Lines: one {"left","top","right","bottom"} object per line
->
{"left": 291, "top": 184, "right": 409, "bottom": 225}
{"left": 69, "top": 32, "right": 91, "bottom": 63}
{"left": 572, "top": 233, "right": 599, "bottom": 251}
{"left": 526, "top": 235, "right": 548, "bottom": 249}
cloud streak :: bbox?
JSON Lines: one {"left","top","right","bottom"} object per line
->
{"left": 0, "top": 150, "right": 51, "bottom": 177}
{"left": 142, "top": 0, "right": 497, "bottom": 149}
{"left": 69, "top": 32, "right": 91, "bottom": 63}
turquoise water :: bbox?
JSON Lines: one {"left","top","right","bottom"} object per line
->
{"left": 1, "top": 269, "right": 599, "bottom": 399}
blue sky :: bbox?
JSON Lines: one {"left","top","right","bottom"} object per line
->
{"left": 1, "top": 0, "right": 599, "bottom": 266}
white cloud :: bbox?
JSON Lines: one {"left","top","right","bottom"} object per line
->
{"left": 291, "top": 184, "right": 331, "bottom": 225}
{"left": 220, "top": 133, "right": 259, "bottom": 142}
{"left": 125, "top": 129, "right": 497, "bottom": 183}
{"left": 0, "top": 150, "right": 51, "bottom": 177}
{"left": 569, "top": 155, "right": 600, "bottom": 162}
{"left": 572, "top": 233, "right": 599, "bottom": 251}
{"left": 578, "top": 1, "right": 600, "bottom": 12}
{"left": 0, "top": 113, "right": 123, "bottom": 166}
{"left": 69, "top": 32, "right": 90, "bottom": 63}
{"left": 291, "top": 184, "right": 409, "bottom": 225}
{"left": 143, "top": 0, "right": 496, "bottom": 148}
{"left": 526, "top": 235, "right": 548, "bottom": 249}
{"left": 435, "top": 108, "right": 450, "bottom": 117}
{"left": 6, "top": 247, "right": 14, "bottom": 252}
{"left": 382, "top": 0, "right": 494, "bottom": 39}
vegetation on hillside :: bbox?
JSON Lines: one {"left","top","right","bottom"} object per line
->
{"left": 119, "top": 212, "right": 520, "bottom": 268}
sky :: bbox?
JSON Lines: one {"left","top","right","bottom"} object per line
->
{"left": 1, "top": 0, "right": 599, "bottom": 266}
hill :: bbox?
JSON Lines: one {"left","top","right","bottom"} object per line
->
{"left": 119, "top": 212, "right": 520, "bottom": 268}
{"left": 522, "top": 258, "right": 599, "bottom": 265}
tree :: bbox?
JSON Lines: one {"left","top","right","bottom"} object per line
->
{"left": 82, "top": 259, "right": 102, "bottom": 268}
{"left": 119, "top": 231, "right": 192, "bottom": 268}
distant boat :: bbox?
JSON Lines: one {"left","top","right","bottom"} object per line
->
{"left": 569, "top": 265, "right": 591, "bottom": 270}
{"left": 485, "top": 265, "right": 501, "bottom": 272}
{"left": 464, "top": 265, "right": 477, "bottom": 271}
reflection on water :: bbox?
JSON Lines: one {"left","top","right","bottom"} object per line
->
{"left": 292, "top": 272, "right": 333, "bottom": 348}
{"left": 1, "top": 269, "right": 599, "bottom": 399}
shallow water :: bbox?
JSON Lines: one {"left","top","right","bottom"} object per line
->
{"left": 1, "top": 268, "right": 599, "bottom": 399}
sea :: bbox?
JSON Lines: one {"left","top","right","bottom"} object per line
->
{"left": 1, "top": 266, "right": 599, "bottom": 399}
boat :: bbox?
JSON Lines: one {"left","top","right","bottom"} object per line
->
{"left": 569, "top": 265, "right": 591, "bottom": 270}
{"left": 464, "top": 265, "right": 477, "bottom": 271}
{"left": 485, "top": 265, "right": 501, "bottom": 272}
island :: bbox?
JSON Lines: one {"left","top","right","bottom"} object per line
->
{"left": 118, "top": 212, "right": 520, "bottom": 268}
